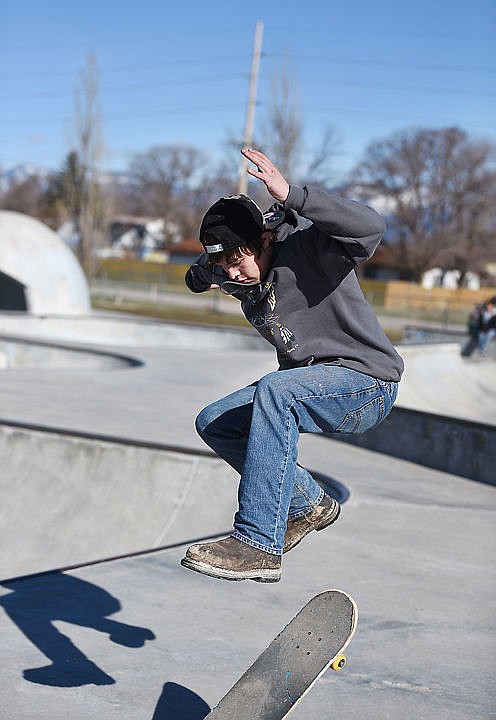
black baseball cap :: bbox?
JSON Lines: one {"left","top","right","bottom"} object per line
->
{"left": 199, "top": 194, "right": 283, "bottom": 254}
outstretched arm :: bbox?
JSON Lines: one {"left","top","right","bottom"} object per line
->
{"left": 242, "top": 147, "right": 385, "bottom": 263}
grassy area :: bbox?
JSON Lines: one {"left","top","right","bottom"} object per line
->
{"left": 370, "top": 303, "right": 468, "bottom": 326}
{"left": 92, "top": 297, "right": 252, "bottom": 329}
{"left": 92, "top": 297, "right": 405, "bottom": 343}
{"left": 97, "top": 259, "right": 482, "bottom": 328}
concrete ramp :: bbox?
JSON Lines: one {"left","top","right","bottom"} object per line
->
{"left": 0, "top": 425, "right": 238, "bottom": 579}
{"left": 398, "top": 343, "right": 496, "bottom": 424}
{"left": 0, "top": 335, "right": 141, "bottom": 370}
{"left": 0, "top": 313, "right": 266, "bottom": 350}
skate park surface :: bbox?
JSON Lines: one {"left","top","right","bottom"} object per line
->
{"left": 1, "top": 311, "right": 495, "bottom": 719}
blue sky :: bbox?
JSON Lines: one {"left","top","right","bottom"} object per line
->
{"left": 1, "top": 0, "right": 494, "bottom": 182}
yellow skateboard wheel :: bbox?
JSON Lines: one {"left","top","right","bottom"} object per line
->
{"left": 331, "top": 654, "right": 347, "bottom": 671}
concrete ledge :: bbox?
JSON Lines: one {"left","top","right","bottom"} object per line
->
{"left": 332, "top": 405, "right": 496, "bottom": 486}
{"left": 0, "top": 312, "right": 266, "bottom": 349}
{"left": 0, "top": 334, "right": 143, "bottom": 369}
{"left": 0, "top": 421, "right": 348, "bottom": 581}
{"left": 0, "top": 424, "right": 238, "bottom": 580}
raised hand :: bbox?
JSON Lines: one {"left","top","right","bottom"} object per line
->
{"left": 241, "top": 148, "right": 290, "bottom": 202}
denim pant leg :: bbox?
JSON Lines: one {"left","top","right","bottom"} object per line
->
{"left": 195, "top": 385, "right": 323, "bottom": 517}
{"left": 195, "top": 384, "right": 255, "bottom": 473}
{"left": 232, "top": 365, "right": 398, "bottom": 555}
{"left": 479, "top": 328, "right": 496, "bottom": 354}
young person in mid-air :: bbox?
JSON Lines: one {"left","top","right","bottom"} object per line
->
{"left": 181, "top": 147, "right": 404, "bottom": 583}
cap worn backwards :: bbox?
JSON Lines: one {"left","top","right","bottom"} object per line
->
{"left": 199, "top": 194, "right": 284, "bottom": 254}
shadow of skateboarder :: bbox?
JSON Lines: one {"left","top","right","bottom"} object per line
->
{"left": 0, "top": 571, "right": 155, "bottom": 686}
{"left": 152, "top": 682, "right": 210, "bottom": 720}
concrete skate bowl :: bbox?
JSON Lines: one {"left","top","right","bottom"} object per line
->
{"left": 334, "top": 343, "right": 496, "bottom": 485}
{"left": 1, "top": 316, "right": 495, "bottom": 579}
{"left": 0, "top": 335, "right": 142, "bottom": 370}
{"left": 0, "top": 423, "right": 348, "bottom": 580}
{"left": 0, "top": 315, "right": 492, "bottom": 415}
{"left": 0, "top": 312, "right": 267, "bottom": 350}
{"left": 397, "top": 343, "right": 496, "bottom": 424}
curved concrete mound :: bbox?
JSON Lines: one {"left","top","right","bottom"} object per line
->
{"left": 0, "top": 211, "right": 90, "bottom": 315}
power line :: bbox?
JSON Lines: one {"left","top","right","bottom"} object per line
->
{"left": 0, "top": 74, "right": 247, "bottom": 101}
{"left": 1, "top": 51, "right": 494, "bottom": 81}
{"left": 305, "top": 104, "right": 495, "bottom": 133}
{"left": 0, "top": 56, "right": 250, "bottom": 79}
{"left": 1, "top": 72, "right": 494, "bottom": 102}
{"left": 269, "top": 53, "right": 496, "bottom": 75}
{"left": 0, "top": 104, "right": 244, "bottom": 127}
{"left": 0, "top": 23, "right": 256, "bottom": 52}
{"left": 300, "top": 78, "right": 496, "bottom": 99}
{"left": 2, "top": 100, "right": 493, "bottom": 136}
{"left": 2, "top": 21, "right": 493, "bottom": 53}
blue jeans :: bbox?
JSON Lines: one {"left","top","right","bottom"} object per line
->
{"left": 196, "top": 365, "right": 398, "bottom": 555}
{"left": 478, "top": 329, "right": 496, "bottom": 354}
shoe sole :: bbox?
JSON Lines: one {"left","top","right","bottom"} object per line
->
{"left": 180, "top": 557, "right": 281, "bottom": 583}
{"left": 283, "top": 501, "right": 341, "bottom": 554}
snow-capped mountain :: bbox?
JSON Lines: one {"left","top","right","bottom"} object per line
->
{"left": 0, "top": 164, "right": 51, "bottom": 193}
{"left": 0, "top": 164, "right": 134, "bottom": 194}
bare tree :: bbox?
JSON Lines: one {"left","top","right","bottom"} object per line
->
{"left": 0, "top": 174, "right": 45, "bottom": 217}
{"left": 303, "top": 125, "right": 342, "bottom": 186}
{"left": 443, "top": 138, "right": 496, "bottom": 284}
{"left": 178, "top": 163, "right": 236, "bottom": 240}
{"left": 351, "top": 127, "right": 496, "bottom": 283}
{"left": 69, "top": 53, "right": 107, "bottom": 278}
{"left": 252, "top": 61, "right": 340, "bottom": 203}
{"left": 260, "top": 62, "right": 303, "bottom": 183}
{"left": 127, "top": 143, "right": 207, "bottom": 243}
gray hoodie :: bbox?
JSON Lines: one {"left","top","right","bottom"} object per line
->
{"left": 186, "top": 184, "right": 404, "bottom": 382}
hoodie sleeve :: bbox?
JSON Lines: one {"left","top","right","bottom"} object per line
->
{"left": 284, "top": 185, "right": 386, "bottom": 263}
{"left": 185, "top": 253, "right": 228, "bottom": 293}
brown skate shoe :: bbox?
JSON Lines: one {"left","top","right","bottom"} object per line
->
{"left": 181, "top": 536, "right": 281, "bottom": 583}
{"left": 283, "top": 494, "right": 341, "bottom": 553}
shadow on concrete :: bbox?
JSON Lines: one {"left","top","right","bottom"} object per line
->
{"left": 152, "top": 682, "right": 210, "bottom": 719}
{"left": 330, "top": 406, "right": 496, "bottom": 486}
{"left": 0, "top": 572, "right": 155, "bottom": 687}
{"left": 311, "top": 470, "right": 350, "bottom": 504}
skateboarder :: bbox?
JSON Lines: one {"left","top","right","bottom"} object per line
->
{"left": 478, "top": 297, "right": 496, "bottom": 355}
{"left": 181, "top": 147, "right": 404, "bottom": 583}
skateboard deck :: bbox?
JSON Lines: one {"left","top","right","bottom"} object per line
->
{"left": 205, "top": 589, "right": 358, "bottom": 719}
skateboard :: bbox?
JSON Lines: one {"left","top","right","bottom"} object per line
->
{"left": 205, "top": 589, "right": 358, "bottom": 719}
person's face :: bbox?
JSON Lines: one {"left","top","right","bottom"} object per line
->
{"left": 216, "top": 232, "right": 272, "bottom": 283}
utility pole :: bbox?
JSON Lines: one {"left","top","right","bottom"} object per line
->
{"left": 237, "top": 21, "right": 264, "bottom": 195}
